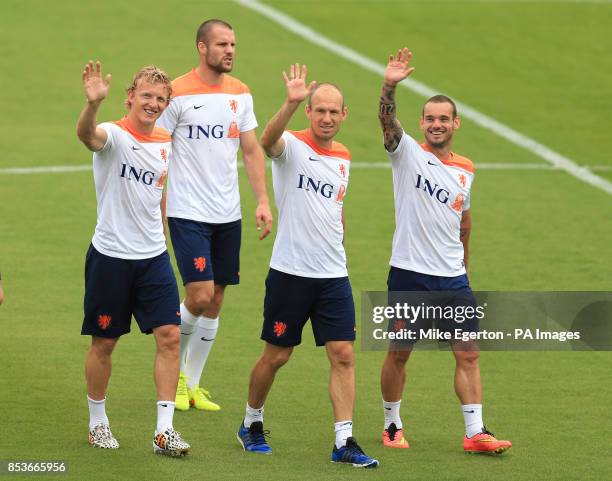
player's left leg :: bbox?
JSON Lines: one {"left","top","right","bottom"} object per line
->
{"left": 326, "top": 340, "right": 378, "bottom": 468}
{"left": 132, "top": 251, "right": 190, "bottom": 456}
{"left": 184, "top": 219, "right": 241, "bottom": 410}
{"left": 183, "top": 282, "right": 224, "bottom": 411}
{"left": 326, "top": 340, "right": 355, "bottom": 444}
{"left": 452, "top": 341, "right": 511, "bottom": 454}
{"left": 151, "top": 324, "right": 190, "bottom": 456}
{"left": 313, "top": 277, "right": 378, "bottom": 468}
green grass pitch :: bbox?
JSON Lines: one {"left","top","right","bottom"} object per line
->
{"left": 0, "top": 1, "right": 611, "bottom": 480}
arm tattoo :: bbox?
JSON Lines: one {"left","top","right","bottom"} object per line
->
{"left": 378, "top": 83, "right": 403, "bottom": 152}
{"left": 459, "top": 227, "right": 470, "bottom": 242}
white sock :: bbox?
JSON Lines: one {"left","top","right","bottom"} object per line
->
{"left": 179, "top": 302, "right": 198, "bottom": 373}
{"left": 156, "top": 401, "right": 175, "bottom": 434}
{"left": 244, "top": 403, "right": 264, "bottom": 428}
{"left": 184, "top": 316, "right": 219, "bottom": 389}
{"left": 462, "top": 404, "right": 484, "bottom": 438}
{"left": 87, "top": 396, "right": 109, "bottom": 430}
{"left": 383, "top": 399, "right": 403, "bottom": 430}
{"left": 334, "top": 421, "right": 353, "bottom": 449}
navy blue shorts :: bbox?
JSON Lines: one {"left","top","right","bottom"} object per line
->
{"left": 262, "top": 269, "right": 356, "bottom": 347}
{"left": 81, "top": 245, "right": 181, "bottom": 338}
{"left": 168, "top": 217, "right": 241, "bottom": 286}
{"left": 387, "top": 267, "right": 479, "bottom": 343}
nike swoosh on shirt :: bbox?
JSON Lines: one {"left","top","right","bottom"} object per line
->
{"left": 427, "top": 160, "right": 437, "bottom": 166}
{"left": 193, "top": 105, "right": 205, "bottom": 109}
{"left": 132, "top": 146, "right": 140, "bottom": 151}
{"left": 308, "top": 156, "right": 321, "bottom": 161}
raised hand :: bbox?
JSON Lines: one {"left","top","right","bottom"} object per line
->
{"left": 82, "top": 60, "right": 111, "bottom": 105}
{"left": 282, "top": 64, "right": 316, "bottom": 104}
{"left": 384, "top": 48, "right": 415, "bottom": 86}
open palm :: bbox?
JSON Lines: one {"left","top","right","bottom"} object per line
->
{"left": 82, "top": 60, "right": 111, "bottom": 104}
{"left": 384, "top": 48, "right": 415, "bottom": 85}
{"left": 283, "top": 63, "right": 316, "bottom": 103}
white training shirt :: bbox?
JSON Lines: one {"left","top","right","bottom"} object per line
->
{"left": 270, "top": 130, "right": 351, "bottom": 278}
{"left": 387, "top": 131, "right": 474, "bottom": 277}
{"left": 157, "top": 70, "right": 258, "bottom": 223}
{"left": 91, "top": 118, "right": 171, "bottom": 260}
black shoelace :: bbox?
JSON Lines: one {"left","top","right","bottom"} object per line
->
{"left": 249, "top": 422, "right": 271, "bottom": 445}
{"left": 344, "top": 437, "right": 365, "bottom": 455}
{"left": 386, "top": 423, "right": 399, "bottom": 441}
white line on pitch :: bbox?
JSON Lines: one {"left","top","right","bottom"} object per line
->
{"left": 235, "top": 0, "right": 612, "bottom": 195}
{"left": 2, "top": 163, "right": 611, "bottom": 175}
{"left": 0, "top": 165, "right": 92, "bottom": 174}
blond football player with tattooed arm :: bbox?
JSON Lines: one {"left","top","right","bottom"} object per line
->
{"left": 378, "top": 48, "right": 511, "bottom": 454}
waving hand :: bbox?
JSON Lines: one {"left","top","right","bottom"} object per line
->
{"left": 82, "top": 60, "right": 111, "bottom": 104}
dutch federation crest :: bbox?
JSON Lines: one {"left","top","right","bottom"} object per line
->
{"left": 458, "top": 173, "right": 466, "bottom": 187}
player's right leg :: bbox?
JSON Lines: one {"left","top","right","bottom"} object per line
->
{"left": 238, "top": 269, "right": 312, "bottom": 454}
{"left": 81, "top": 244, "right": 133, "bottom": 449}
{"left": 380, "top": 267, "right": 431, "bottom": 448}
{"left": 238, "top": 342, "right": 294, "bottom": 454}
{"left": 85, "top": 337, "right": 119, "bottom": 449}
{"left": 381, "top": 348, "right": 411, "bottom": 448}
{"left": 167, "top": 217, "right": 216, "bottom": 411}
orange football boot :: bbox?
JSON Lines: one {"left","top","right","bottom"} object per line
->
{"left": 382, "top": 423, "right": 410, "bottom": 449}
{"left": 464, "top": 428, "right": 511, "bottom": 454}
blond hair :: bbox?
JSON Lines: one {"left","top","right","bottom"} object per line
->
{"left": 125, "top": 65, "right": 172, "bottom": 108}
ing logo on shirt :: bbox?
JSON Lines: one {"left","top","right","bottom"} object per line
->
{"left": 228, "top": 121, "right": 240, "bottom": 138}
{"left": 229, "top": 99, "right": 238, "bottom": 113}
{"left": 336, "top": 184, "right": 346, "bottom": 203}
{"left": 297, "top": 174, "right": 335, "bottom": 199}
{"left": 160, "top": 148, "right": 168, "bottom": 162}
{"left": 458, "top": 173, "right": 466, "bottom": 187}
{"left": 120, "top": 163, "right": 157, "bottom": 186}
{"left": 450, "top": 193, "right": 465, "bottom": 212}
{"left": 339, "top": 164, "right": 346, "bottom": 178}
{"left": 155, "top": 171, "right": 167, "bottom": 189}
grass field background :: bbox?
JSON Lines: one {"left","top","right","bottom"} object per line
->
{"left": 1, "top": 1, "right": 611, "bottom": 480}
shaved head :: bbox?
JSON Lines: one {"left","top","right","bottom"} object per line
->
{"left": 308, "top": 82, "right": 345, "bottom": 109}
{"left": 196, "top": 19, "right": 233, "bottom": 46}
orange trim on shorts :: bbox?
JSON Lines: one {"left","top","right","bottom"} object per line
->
{"left": 289, "top": 130, "right": 351, "bottom": 161}
{"left": 420, "top": 143, "right": 474, "bottom": 173}
{"left": 114, "top": 117, "right": 171, "bottom": 143}
{"left": 172, "top": 69, "right": 251, "bottom": 97}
